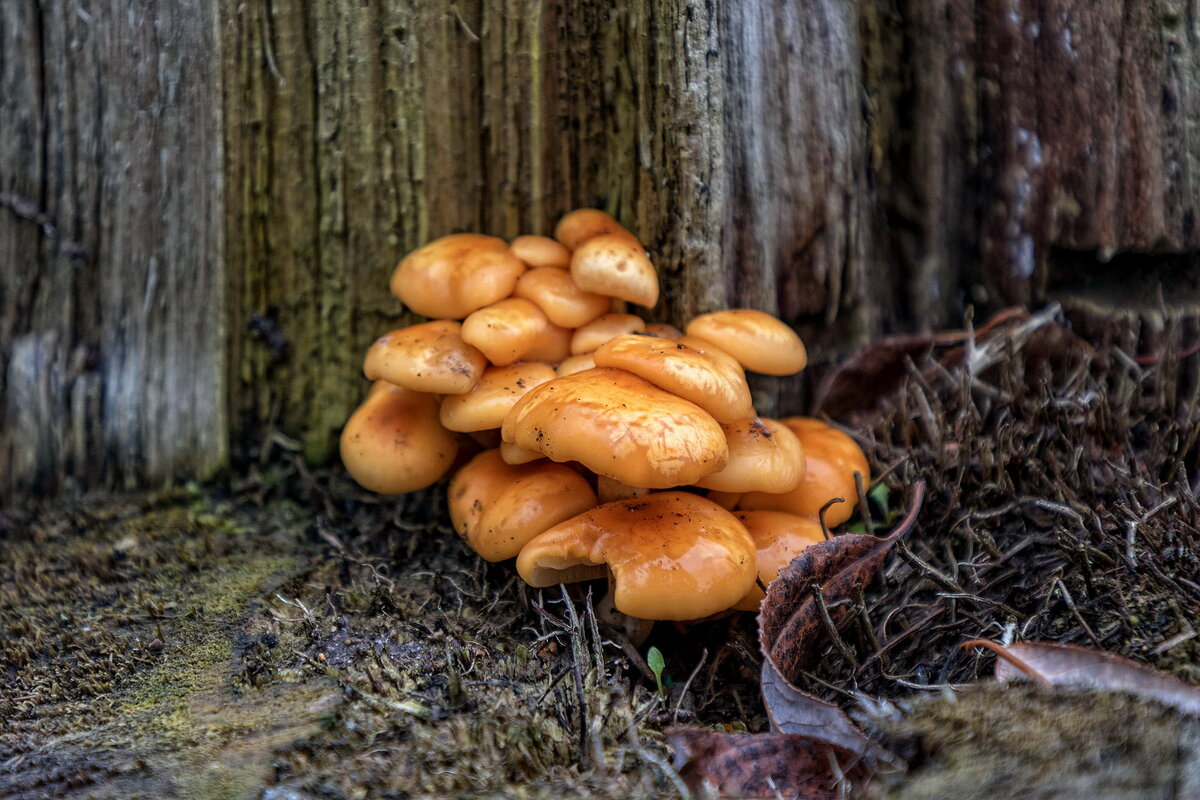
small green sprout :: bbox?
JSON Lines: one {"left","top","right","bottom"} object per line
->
{"left": 647, "top": 646, "right": 666, "bottom": 697}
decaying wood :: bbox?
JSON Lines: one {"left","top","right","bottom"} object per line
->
{"left": 3, "top": 0, "right": 1199, "bottom": 494}
{"left": 1, "top": 0, "right": 225, "bottom": 495}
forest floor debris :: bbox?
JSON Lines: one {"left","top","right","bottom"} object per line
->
{"left": 2, "top": 313, "right": 1199, "bottom": 798}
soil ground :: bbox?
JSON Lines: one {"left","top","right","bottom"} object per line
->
{"left": 2, "top": 314, "right": 1198, "bottom": 799}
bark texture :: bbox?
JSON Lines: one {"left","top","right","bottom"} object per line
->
{"left": 867, "top": 0, "right": 1200, "bottom": 326}
{"left": 220, "top": 0, "right": 872, "bottom": 464}
{"left": 2, "top": 0, "right": 1198, "bottom": 494}
{"left": 1, "top": 0, "right": 224, "bottom": 495}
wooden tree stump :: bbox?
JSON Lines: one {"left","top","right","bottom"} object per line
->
{"left": 2, "top": 0, "right": 1198, "bottom": 496}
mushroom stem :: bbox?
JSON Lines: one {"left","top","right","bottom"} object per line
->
{"left": 595, "top": 590, "right": 654, "bottom": 648}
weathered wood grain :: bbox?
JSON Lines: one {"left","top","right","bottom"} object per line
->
{"left": 1, "top": 0, "right": 224, "bottom": 495}
{"left": 219, "top": 0, "right": 872, "bottom": 463}
{"left": 6, "top": 0, "right": 1199, "bottom": 494}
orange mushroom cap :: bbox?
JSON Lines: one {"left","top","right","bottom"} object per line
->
{"left": 593, "top": 334, "right": 754, "bottom": 424}
{"left": 644, "top": 323, "right": 684, "bottom": 340}
{"left": 731, "top": 511, "right": 825, "bottom": 611}
{"left": 570, "top": 313, "right": 645, "bottom": 354}
{"left": 555, "top": 352, "right": 597, "bottom": 377}
{"left": 553, "top": 208, "right": 641, "bottom": 250}
{"left": 694, "top": 417, "right": 806, "bottom": 493}
{"left": 738, "top": 417, "right": 870, "bottom": 528}
{"left": 514, "top": 267, "right": 610, "bottom": 329}
{"left": 363, "top": 320, "right": 487, "bottom": 395}
{"left": 500, "top": 439, "right": 546, "bottom": 465}
{"left": 501, "top": 367, "right": 728, "bottom": 489}
{"left": 391, "top": 234, "right": 526, "bottom": 319}
{"left": 339, "top": 381, "right": 459, "bottom": 494}
{"left": 461, "top": 298, "right": 552, "bottom": 367}
{"left": 516, "top": 492, "right": 757, "bottom": 620}
{"left": 570, "top": 235, "right": 659, "bottom": 308}
{"left": 685, "top": 309, "right": 808, "bottom": 375}
{"left": 439, "top": 362, "right": 557, "bottom": 432}
{"left": 521, "top": 322, "right": 573, "bottom": 365}
{"left": 449, "top": 450, "right": 598, "bottom": 562}
{"left": 510, "top": 235, "right": 571, "bottom": 269}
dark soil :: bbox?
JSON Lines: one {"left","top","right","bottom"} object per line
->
{"left": 2, "top": 310, "right": 1199, "bottom": 798}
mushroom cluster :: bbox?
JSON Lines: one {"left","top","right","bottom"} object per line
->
{"left": 341, "top": 209, "right": 870, "bottom": 621}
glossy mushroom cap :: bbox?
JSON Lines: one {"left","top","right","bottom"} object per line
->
{"left": 461, "top": 298, "right": 552, "bottom": 366}
{"left": 521, "top": 322, "right": 573, "bottom": 365}
{"left": 694, "top": 417, "right": 806, "bottom": 493}
{"left": 516, "top": 492, "right": 757, "bottom": 620}
{"left": 570, "top": 235, "right": 659, "bottom": 308}
{"left": 738, "top": 417, "right": 870, "bottom": 528}
{"left": 596, "top": 475, "right": 651, "bottom": 503}
{"left": 593, "top": 334, "right": 754, "bottom": 424}
{"left": 553, "top": 208, "right": 641, "bottom": 250}
{"left": 685, "top": 309, "right": 808, "bottom": 375}
{"left": 509, "top": 235, "right": 571, "bottom": 269}
{"left": 570, "top": 313, "right": 646, "bottom": 354}
{"left": 439, "top": 362, "right": 557, "bottom": 432}
{"left": 555, "top": 353, "right": 597, "bottom": 377}
{"left": 731, "top": 511, "right": 825, "bottom": 611}
{"left": 363, "top": 320, "right": 487, "bottom": 395}
{"left": 514, "top": 267, "right": 610, "bottom": 329}
{"left": 449, "top": 450, "right": 598, "bottom": 562}
{"left": 643, "top": 323, "right": 684, "bottom": 340}
{"left": 500, "top": 439, "right": 546, "bottom": 465}
{"left": 501, "top": 367, "right": 728, "bottom": 488}
{"left": 340, "top": 381, "right": 459, "bottom": 494}
{"left": 391, "top": 234, "right": 526, "bottom": 319}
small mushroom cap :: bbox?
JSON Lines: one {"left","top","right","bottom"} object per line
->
{"left": 553, "top": 208, "right": 641, "bottom": 250}
{"left": 594, "top": 334, "right": 754, "bottom": 424}
{"left": 570, "top": 235, "right": 659, "bottom": 308}
{"left": 521, "top": 322, "right": 573, "bottom": 365}
{"left": 731, "top": 511, "right": 825, "bottom": 611}
{"left": 461, "top": 298, "right": 551, "bottom": 366}
{"left": 738, "top": 417, "right": 870, "bottom": 527}
{"left": 570, "top": 313, "right": 646, "bottom": 354}
{"left": 363, "top": 320, "right": 488, "bottom": 395}
{"left": 555, "top": 352, "right": 597, "bottom": 377}
{"left": 501, "top": 367, "right": 728, "bottom": 488}
{"left": 391, "top": 234, "right": 526, "bottom": 319}
{"left": 516, "top": 492, "right": 757, "bottom": 620}
{"left": 439, "top": 362, "right": 557, "bottom": 432}
{"left": 694, "top": 417, "right": 807, "bottom": 493}
{"left": 510, "top": 235, "right": 571, "bottom": 269}
{"left": 644, "top": 323, "right": 684, "bottom": 340}
{"left": 500, "top": 439, "right": 546, "bottom": 465}
{"left": 685, "top": 309, "right": 808, "bottom": 375}
{"left": 449, "top": 450, "right": 598, "bottom": 562}
{"left": 340, "top": 381, "right": 459, "bottom": 494}
{"left": 514, "top": 267, "right": 610, "bottom": 329}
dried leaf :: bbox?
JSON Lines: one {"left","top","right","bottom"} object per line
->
{"left": 811, "top": 334, "right": 950, "bottom": 419}
{"left": 965, "top": 639, "right": 1200, "bottom": 716}
{"left": 812, "top": 306, "right": 1092, "bottom": 419}
{"left": 667, "top": 727, "right": 871, "bottom": 799}
{"left": 760, "top": 483, "right": 925, "bottom": 684}
{"left": 761, "top": 659, "right": 901, "bottom": 769}
{"left": 812, "top": 308, "right": 1028, "bottom": 418}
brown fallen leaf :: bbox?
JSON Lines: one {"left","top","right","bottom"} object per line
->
{"left": 812, "top": 305, "right": 1092, "bottom": 420}
{"left": 761, "top": 658, "right": 901, "bottom": 769}
{"left": 668, "top": 727, "right": 872, "bottom": 799}
{"left": 965, "top": 639, "right": 1200, "bottom": 716}
{"left": 760, "top": 483, "right": 925, "bottom": 684}
{"left": 811, "top": 309, "right": 1028, "bottom": 418}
